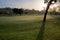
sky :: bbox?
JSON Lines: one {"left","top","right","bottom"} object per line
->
{"left": 0, "top": 0, "right": 60, "bottom": 11}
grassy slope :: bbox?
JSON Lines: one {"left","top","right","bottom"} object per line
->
{"left": 0, "top": 15, "right": 60, "bottom": 40}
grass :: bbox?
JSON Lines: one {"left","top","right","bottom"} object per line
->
{"left": 0, "top": 15, "right": 60, "bottom": 40}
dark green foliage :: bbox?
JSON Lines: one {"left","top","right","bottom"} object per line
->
{"left": 12, "top": 8, "right": 23, "bottom": 15}
{"left": 13, "top": 8, "right": 19, "bottom": 15}
{"left": 18, "top": 9, "right": 23, "bottom": 15}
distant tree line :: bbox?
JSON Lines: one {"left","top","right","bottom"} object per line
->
{"left": 0, "top": 7, "right": 60, "bottom": 16}
{"left": 48, "top": 7, "right": 60, "bottom": 15}
{"left": 13, "top": 8, "right": 23, "bottom": 15}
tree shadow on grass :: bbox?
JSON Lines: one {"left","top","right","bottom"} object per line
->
{"left": 36, "top": 21, "right": 46, "bottom": 40}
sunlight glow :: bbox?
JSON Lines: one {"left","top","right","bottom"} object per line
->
{"left": 38, "top": 0, "right": 58, "bottom": 11}
{"left": 39, "top": 0, "right": 47, "bottom": 11}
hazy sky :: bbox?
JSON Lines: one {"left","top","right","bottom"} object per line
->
{"left": 0, "top": 0, "right": 60, "bottom": 10}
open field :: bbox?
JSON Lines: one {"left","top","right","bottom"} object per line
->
{"left": 0, "top": 15, "right": 60, "bottom": 40}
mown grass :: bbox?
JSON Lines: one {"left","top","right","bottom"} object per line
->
{"left": 0, "top": 15, "right": 60, "bottom": 40}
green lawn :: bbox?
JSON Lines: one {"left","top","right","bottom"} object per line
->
{"left": 0, "top": 15, "right": 60, "bottom": 40}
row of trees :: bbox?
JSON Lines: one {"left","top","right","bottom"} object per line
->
{"left": 0, "top": 8, "right": 24, "bottom": 16}
{"left": 0, "top": 7, "right": 42, "bottom": 16}
{"left": 0, "top": 7, "right": 60, "bottom": 16}
{"left": 13, "top": 8, "right": 23, "bottom": 15}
